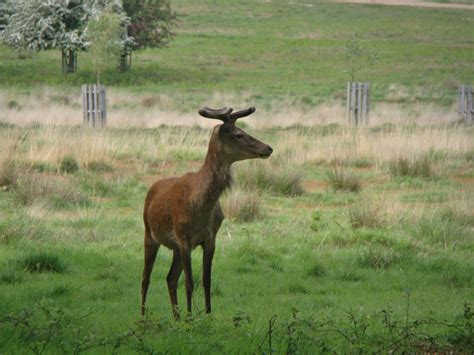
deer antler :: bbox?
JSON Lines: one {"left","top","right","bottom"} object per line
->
{"left": 198, "top": 106, "right": 256, "bottom": 123}
{"left": 198, "top": 107, "right": 233, "bottom": 121}
{"left": 228, "top": 107, "right": 256, "bottom": 121}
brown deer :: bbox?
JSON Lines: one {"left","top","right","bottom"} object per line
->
{"left": 141, "top": 106, "right": 273, "bottom": 319}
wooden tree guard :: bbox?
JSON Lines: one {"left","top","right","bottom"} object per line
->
{"left": 458, "top": 85, "right": 473, "bottom": 123}
{"left": 82, "top": 85, "right": 107, "bottom": 128}
{"left": 347, "top": 82, "right": 370, "bottom": 125}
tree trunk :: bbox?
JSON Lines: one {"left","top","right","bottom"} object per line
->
{"left": 62, "top": 49, "right": 77, "bottom": 74}
{"left": 118, "top": 50, "right": 132, "bottom": 72}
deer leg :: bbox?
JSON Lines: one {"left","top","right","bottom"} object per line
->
{"left": 179, "top": 243, "right": 194, "bottom": 315}
{"left": 141, "top": 240, "right": 160, "bottom": 316}
{"left": 167, "top": 249, "right": 183, "bottom": 320}
{"left": 202, "top": 242, "right": 215, "bottom": 314}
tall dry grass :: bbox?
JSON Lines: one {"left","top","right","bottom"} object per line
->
{"left": 1, "top": 87, "right": 472, "bottom": 173}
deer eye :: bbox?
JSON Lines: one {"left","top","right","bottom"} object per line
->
{"left": 235, "top": 133, "right": 244, "bottom": 139}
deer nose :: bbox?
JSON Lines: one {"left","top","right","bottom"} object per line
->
{"left": 267, "top": 146, "right": 273, "bottom": 153}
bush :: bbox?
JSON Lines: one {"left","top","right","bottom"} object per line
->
{"left": 326, "top": 168, "right": 361, "bottom": 192}
{"left": 60, "top": 156, "right": 79, "bottom": 174}
{"left": 20, "top": 252, "right": 65, "bottom": 273}
{"left": 221, "top": 186, "right": 262, "bottom": 222}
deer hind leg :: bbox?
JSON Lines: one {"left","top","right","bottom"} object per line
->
{"left": 202, "top": 242, "right": 215, "bottom": 314}
{"left": 141, "top": 239, "right": 160, "bottom": 316}
{"left": 179, "top": 242, "right": 194, "bottom": 315}
{"left": 167, "top": 249, "right": 183, "bottom": 320}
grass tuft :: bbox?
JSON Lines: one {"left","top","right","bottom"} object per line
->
{"left": 221, "top": 186, "right": 262, "bottom": 222}
{"left": 348, "top": 202, "right": 384, "bottom": 229}
{"left": 388, "top": 156, "right": 433, "bottom": 179}
{"left": 60, "top": 155, "right": 79, "bottom": 174}
{"left": 357, "top": 247, "right": 399, "bottom": 269}
{"left": 0, "top": 268, "right": 23, "bottom": 284}
{"left": 19, "top": 252, "right": 66, "bottom": 273}
{"left": 236, "top": 161, "right": 304, "bottom": 196}
{"left": 326, "top": 168, "right": 362, "bottom": 192}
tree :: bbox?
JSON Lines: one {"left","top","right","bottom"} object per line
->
{"left": 120, "top": 0, "right": 176, "bottom": 70}
{"left": 0, "top": 0, "right": 90, "bottom": 73}
{"left": 86, "top": 5, "right": 125, "bottom": 84}
{"left": 0, "top": 0, "right": 10, "bottom": 32}
{"left": 344, "top": 35, "right": 379, "bottom": 82}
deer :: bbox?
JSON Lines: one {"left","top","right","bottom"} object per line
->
{"left": 141, "top": 106, "right": 273, "bottom": 319}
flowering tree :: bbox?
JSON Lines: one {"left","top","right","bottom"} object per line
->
{"left": 0, "top": 0, "right": 91, "bottom": 73}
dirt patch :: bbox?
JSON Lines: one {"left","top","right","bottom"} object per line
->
{"left": 332, "top": 0, "right": 474, "bottom": 10}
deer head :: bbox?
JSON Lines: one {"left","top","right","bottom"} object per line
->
{"left": 199, "top": 107, "right": 273, "bottom": 163}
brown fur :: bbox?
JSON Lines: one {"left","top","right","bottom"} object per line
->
{"left": 141, "top": 118, "right": 273, "bottom": 319}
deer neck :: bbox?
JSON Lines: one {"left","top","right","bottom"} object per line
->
{"left": 197, "top": 144, "right": 233, "bottom": 206}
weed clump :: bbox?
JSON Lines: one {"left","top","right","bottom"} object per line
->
{"left": 326, "top": 168, "right": 361, "bottom": 192}
{"left": 388, "top": 156, "right": 433, "bottom": 179}
{"left": 20, "top": 252, "right": 65, "bottom": 273}
{"left": 60, "top": 156, "right": 79, "bottom": 174}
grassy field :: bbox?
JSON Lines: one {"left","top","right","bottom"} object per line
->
{"left": 0, "top": 0, "right": 474, "bottom": 353}
{"left": 0, "top": 120, "right": 473, "bottom": 352}
{"left": 1, "top": 0, "right": 474, "bottom": 110}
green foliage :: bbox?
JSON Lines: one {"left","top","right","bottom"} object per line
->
{"left": 60, "top": 155, "right": 79, "bottom": 174}
{"left": 123, "top": 0, "right": 177, "bottom": 49}
{"left": 86, "top": 7, "right": 126, "bottom": 84}
{"left": 344, "top": 34, "right": 379, "bottom": 82}
{"left": 19, "top": 252, "right": 65, "bottom": 273}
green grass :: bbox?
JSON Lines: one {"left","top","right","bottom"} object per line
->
{"left": 0, "top": 0, "right": 473, "bottom": 351}
{"left": 0, "top": 122, "right": 473, "bottom": 352}
{"left": 1, "top": 0, "right": 473, "bottom": 109}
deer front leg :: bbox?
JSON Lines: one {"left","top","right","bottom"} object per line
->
{"left": 202, "top": 242, "right": 215, "bottom": 314}
{"left": 179, "top": 242, "right": 194, "bottom": 315}
{"left": 167, "top": 249, "right": 183, "bottom": 320}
